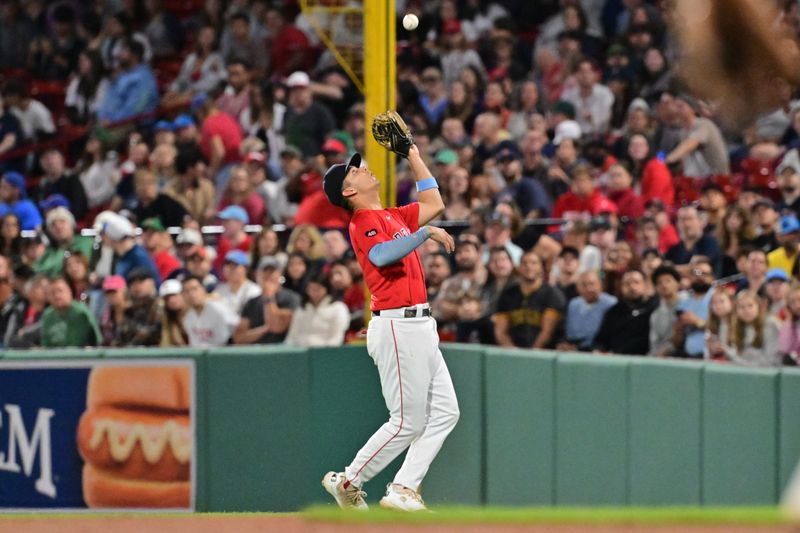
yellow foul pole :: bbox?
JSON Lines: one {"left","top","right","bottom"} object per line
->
{"left": 363, "top": 0, "right": 396, "bottom": 208}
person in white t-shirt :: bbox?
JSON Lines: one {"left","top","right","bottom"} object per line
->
{"left": 182, "top": 275, "right": 237, "bottom": 347}
{"left": 285, "top": 271, "right": 349, "bottom": 347}
{"left": 2, "top": 80, "right": 55, "bottom": 142}
{"left": 213, "top": 249, "right": 262, "bottom": 316}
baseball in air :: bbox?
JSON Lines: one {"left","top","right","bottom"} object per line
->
{"left": 403, "top": 14, "right": 419, "bottom": 31}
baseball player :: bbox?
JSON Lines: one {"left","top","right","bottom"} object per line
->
{"left": 320, "top": 114, "right": 459, "bottom": 512}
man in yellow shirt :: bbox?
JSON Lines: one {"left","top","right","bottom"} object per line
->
{"left": 768, "top": 215, "right": 800, "bottom": 276}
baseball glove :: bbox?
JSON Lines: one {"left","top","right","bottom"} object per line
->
{"left": 371, "top": 111, "right": 414, "bottom": 158}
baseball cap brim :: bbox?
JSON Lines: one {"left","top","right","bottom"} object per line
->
{"left": 323, "top": 153, "right": 361, "bottom": 208}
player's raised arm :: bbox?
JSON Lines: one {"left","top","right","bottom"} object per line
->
{"left": 406, "top": 145, "right": 445, "bottom": 226}
{"left": 371, "top": 110, "right": 444, "bottom": 226}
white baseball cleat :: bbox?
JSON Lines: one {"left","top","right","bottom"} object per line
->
{"left": 321, "top": 471, "right": 369, "bottom": 511}
{"left": 379, "top": 483, "right": 428, "bottom": 512}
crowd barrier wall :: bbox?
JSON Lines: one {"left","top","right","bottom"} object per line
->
{"left": 2, "top": 344, "right": 799, "bottom": 511}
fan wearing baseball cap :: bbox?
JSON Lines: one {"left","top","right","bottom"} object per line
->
{"left": 0, "top": 172, "right": 42, "bottom": 231}
{"left": 284, "top": 70, "right": 336, "bottom": 157}
{"left": 213, "top": 249, "right": 262, "bottom": 315}
{"left": 768, "top": 215, "right": 800, "bottom": 276}
{"left": 214, "top": 205, "right": 252, "bottom": 272}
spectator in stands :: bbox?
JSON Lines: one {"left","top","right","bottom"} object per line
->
{"left": 0, "top": 213, "right": 21, "bottom": 264}
{"left": 561, "top": 57, "right": 615, "bottom": 135}
{"left": 103, "top": 213, "right": 160, "bottom": 285}
{"left": 41, "top": 276, "right": 101, "bottom": 348}
{"left": 63, "top": 250, "right": 91, "bottom": 304}
{"left": 286, "top": 224, "right": 324, "bottom": 264}
{"left": 172, "top": 244, "right": 218, "bottom": 292}
{"left": 223, "top": 11, "right": 268, "bottom": 76}
{"left": 472, "top": 112, "right": 503, "bottom": 174}
{"left": 234, "top": 258, "right": 301, "bottom": 345}
{"left": 718, "top": 290, "right": 782, "bottom": 367}
{"left": 328, "top": 258, "right": 364, "bottom": 331}
{"left": 285, "top": 270, "right": 349, "bottom": 347}
{"left": 283, "top": 71, "right": 336, "bottom": 158}
{"left": 166, "top": 25, "right": 225, "bottom": 105}
{"left": 99, "top": 11, "right": 152, "bottom": 70}
{"left": 216, "top": 59, "right": 252, "bottom": 125}
{"left": 778, "top": 284, "right": 800, "bottom": 365}
{"left": 264, "top": 6, "right": 312, "bottom": 77}
{"left": 593, "top": 269, "right": 657, "bottom": 355}
{"left": 559, "top": 270, "right": 617, "bottom": 352}
{"left": 132, "top": 169, "right": 188, "bottom": 228}
{"left": 705, "top": 290, "right": 735, "bottom": 360}
{"left": 250, "top": 227, "right": 288, "bottom": 273}
{"left": 193, "top": 92, "right": 244, "bottom": 191}
{"left": 433, "top": 233, "right": 487, "bottom": 329}
{"left": 76, "top": 129, "right": 120, "bottom": 209}
{"left": 765, "top": 268, "right": 789, "bottom": 318}
{"left": 494, "top": 250, "right": 566, "bottom": 349}
{"left": 665, "top": 206, "right": 723, "bottom": 276}
{"left": 479, "top": 246, "right": 516, "bottom": 316}
{"left": 648, "top": 264, "right": 686, "bottom": 357}
{"left": 418, "top": 66, "right": 449, "bottom": 128}
{"left": 0, "top": 86, "right": 21, "bottom": 169}
{"left": 111, "top": 267, "right": 162, "bottom": 347}
{"left": 674, "top": 258, "right": 715, "bottom": 359}
{"left": 182, "top": 275, "right": 236, "bottom": 347}
{"left": 34, "top": 149, "right": 89, "bottom": 222}
{"left": 34, "top": 207, "right": 92, "bottom": 277}
{"left": 776, "top": 150, "right": 800, "bottom": 219}
{"left": 736, "top": 247, "right": 768, "bottom": 295}
{"left": 626, "top": 135, "right": 674, "bottom": 208}
{"left": 112, "top": 138, "right": 151, "bottom": 211}
{"left": 5, "top": 273, "right": 47, "bottom": 348}
{"left": 2, "top": 80, "right": 55, "bottom": 143}
{"left": 282, "top": 251, "right": 309, "bottom": 299}
{"left": 99, "top": 274, "right": 127, "bottom": 346}
{"left": 97, "top": 38, "right": 158, "bottom": 126}
{"left": 241, "top": 83, "right": 287, "bottom": 170}
{"left": 425, "top": 251, "right": 451, "bottom": 303}
{"left": 164, "top": 147, "right": 215, "bottom": 225}
{"left": 553, "top": 246, "right": 580, "bottom": 302}
{"left": 752, "top": 199, "right": 780, "bottom": 253}
{"left": 214, "top": 249, "right": 261, "bottom": 315}
{"left": 0, "top": 255, "right": 19, "bottom": 343}
{"left": 159, "top": 279, "right": 187, "bottom": 347}
{"left": 0, "top": 172, "right": 40, "bottom": 231}
{"left": 217, "top": 165, "right": 265, "bottom": 224}
{"left": 65, "top": 50, "right": 109, "bottom": 125}
{"left": 141, "top": 218, "right": 180, "bottom": 280}
{"left": 699, "top": 182, "right": 727, "bottom": 234}
{"left": 493, "top": 141, "right": 552, "bottom": 219}
{"left": 664, "top": 94, "right": 730, "bottom": 177}
{"left": 717, "top": 205, "right": 756, "bottom": 278}
{"left": 142, "top": 0, "right": 182, "bottom": 58}
{"left": 483, "top": 211, "right": 523, "bottom": 266}
{"left": 769, "top": 215, "right": 800, "bottom": 276}
{"left": 214, "top": 205, "right": 252, "bottom": 271}
{"left": 551, "top": 164, "right": 611, "bottom": 224}
{"left": 606, "top": 163, "right": 644, "bottom": 239}
{"left": 0, "top": 0, "right": 35, "bottom": 70}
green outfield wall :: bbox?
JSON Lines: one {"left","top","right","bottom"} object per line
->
{"left": 3, "top": 344, "right": 800, "bottom": 511}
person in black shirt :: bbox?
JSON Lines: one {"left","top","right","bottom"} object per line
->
{"left": 751, "top": 199, "right": 780, "bottom": 253}
{"left": 32, "top": 149, "right": 89, "bottom": 222}
{"left": 132, "top": 168, "right": 188, "bottom": 228}
{"left": 665, "top": 205, "right": 723, "bottom": 276}
{"left": 493, "top": 250, "right": 566, "bottom": 349}
{"left": 593, "top": 269, "right": 658, "bottom": 355}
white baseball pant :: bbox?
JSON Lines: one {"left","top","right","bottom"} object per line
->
{"left": 344, "top": 310, "right": 460, "bottom": 491}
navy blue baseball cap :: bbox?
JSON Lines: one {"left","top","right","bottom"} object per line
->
{"left": 323, "top": 153, "right": 361, "bottom": 208}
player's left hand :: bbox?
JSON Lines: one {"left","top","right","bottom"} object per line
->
{"left": 427, "top": 226, "right": 455, "bottom": 253}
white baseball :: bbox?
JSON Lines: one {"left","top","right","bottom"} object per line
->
{"left": 403, "top": 14, "right": 419, "bottom": 31}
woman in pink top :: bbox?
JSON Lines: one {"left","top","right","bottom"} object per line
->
{"left": 217, "top": 165, "right": 266, "bottom": 224}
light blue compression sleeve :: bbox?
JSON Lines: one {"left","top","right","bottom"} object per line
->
{"left": 368, "top": 227, "right": 431, "bottom": 267}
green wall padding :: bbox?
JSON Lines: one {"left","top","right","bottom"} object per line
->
{"left": 425, "top": 344, "right": 484, "bottom": 505}
{"left": 484, "top": 348, "right": 555, "bottom": 505}
{"left": 779, "top": 370, "right": 800, "bottom": 496}
{"left": 628, "top": 360, "right": 702, "bottom": 505}
{"left": 204, "top": 347, "right": 311, "bottom": 511}
{"left": 702, "top": 366, "right": 778, "bottom": 505}
{"left": 555, "top": 354, "right": 629, "bottom": 505}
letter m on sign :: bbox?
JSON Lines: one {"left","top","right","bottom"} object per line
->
{"left": 0, "top": 404, "right": 56, "bottom": 498}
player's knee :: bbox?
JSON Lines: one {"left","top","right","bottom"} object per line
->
{"left": 399, "top": 417, "right": 427, "bottom": 439}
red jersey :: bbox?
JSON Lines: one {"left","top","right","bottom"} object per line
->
{"left": 349, "top": 203, "right": 427, "bottom": 311}
{"left": 200, "top": 111, "right": 243, "bottom": 165}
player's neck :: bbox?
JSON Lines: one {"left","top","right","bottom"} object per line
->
{"left": 354, "top": 199, "right": 384, "bottom": 211}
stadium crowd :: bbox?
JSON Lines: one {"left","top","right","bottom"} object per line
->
{"left": 0, "top": 0, "right": 799, "bottom": 366}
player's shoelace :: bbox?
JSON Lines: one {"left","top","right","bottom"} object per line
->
{"left": 345, "top": 485, "right": 367, "bottom": 506}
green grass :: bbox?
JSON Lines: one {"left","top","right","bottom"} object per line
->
{"left": 304, "top": 505, "right": 787, "bottom": 525}
{"left": 0, "top": 506, "right": 789, "bottom": 526}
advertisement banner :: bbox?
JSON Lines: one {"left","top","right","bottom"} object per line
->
{"left": 0, "top": 359, "right": 195, "bottom": 510}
